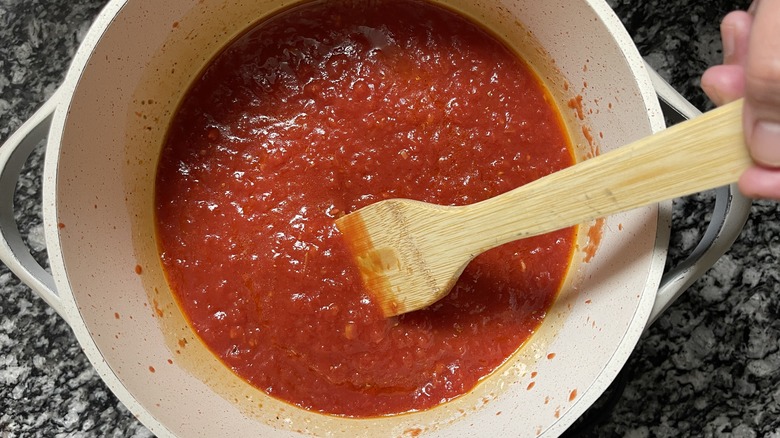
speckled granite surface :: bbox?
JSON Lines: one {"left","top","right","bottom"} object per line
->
{"left": 1, "top": 0, "right": 776, "bottom": 436}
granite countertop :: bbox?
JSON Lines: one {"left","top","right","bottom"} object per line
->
{"left": 1, "top": 0, "right": 776, "bottom": 436}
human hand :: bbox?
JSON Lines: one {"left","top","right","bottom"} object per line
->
{"left": 701, "top": 0, "right": 780, "bottom": 199}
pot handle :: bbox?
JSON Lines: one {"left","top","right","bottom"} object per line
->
{"left": 644, "top": 65, "right": 752, "bottom": 327}
{"left": 0, "top": 88, "right": 70, "bottom": 321}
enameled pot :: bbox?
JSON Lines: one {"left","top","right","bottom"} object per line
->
{"left": 0, "top": 0, "right": 751, "bottom": 436}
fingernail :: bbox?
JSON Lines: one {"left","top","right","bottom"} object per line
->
{"left": 701, "top": 81, "right": 723, "bottom": 106}
{"left": 751, "top": 120, "right": 780, "bottom": 167}
{"left": 722, "top": 23, "right": 735, "bottom": 62}
{"left": 748, "top": 0, "right": 760, "bottom": 15}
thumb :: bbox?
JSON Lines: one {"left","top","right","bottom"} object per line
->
{"left": 743, "top": 0, "right": 780, "bottom": 167}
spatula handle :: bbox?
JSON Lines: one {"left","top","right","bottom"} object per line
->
{"left": 460, "top": 98, "right": 752, "bottom": 251}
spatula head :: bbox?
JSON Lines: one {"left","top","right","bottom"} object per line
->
{"left": 335, "top": 198, "right": 467, "bottom": 317}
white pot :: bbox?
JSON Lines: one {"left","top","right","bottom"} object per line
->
{"left": 0, "top": 0, "right": 750, "bottom": 436}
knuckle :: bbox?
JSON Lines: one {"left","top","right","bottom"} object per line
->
{"left": 745, "top": 58, "right": 780, "bottom": 107}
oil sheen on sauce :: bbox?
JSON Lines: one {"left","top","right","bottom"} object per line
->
{"left": 155, "top": 0, "right": 576, "bottom": 417}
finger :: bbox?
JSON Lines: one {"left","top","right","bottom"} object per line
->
{"left": 738, "top": 165, "right": 780, "bottom": 200}
{"left": 721, "top": 11, "right": 753, "bottom": 65}
{"left": 743, "top": 0, "right": 780, "bottom": 166}
{"left": 701, "top": 64, "right": 746, "bottom": 105}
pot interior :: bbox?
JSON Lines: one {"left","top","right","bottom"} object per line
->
{"left": 46, "top": 0, "right": 666, "bottom": 436}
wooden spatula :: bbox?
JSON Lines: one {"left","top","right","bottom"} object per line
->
{"left": 335, "top": 98, "right": 752, "bottom": 317}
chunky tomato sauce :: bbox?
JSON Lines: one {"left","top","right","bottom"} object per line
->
{"left": 156, "top": 0, "right": 575, "bottom": 417}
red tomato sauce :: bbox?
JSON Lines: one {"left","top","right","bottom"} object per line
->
{"left": 156, "top": 0, "right": 576, "bottom": 417}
